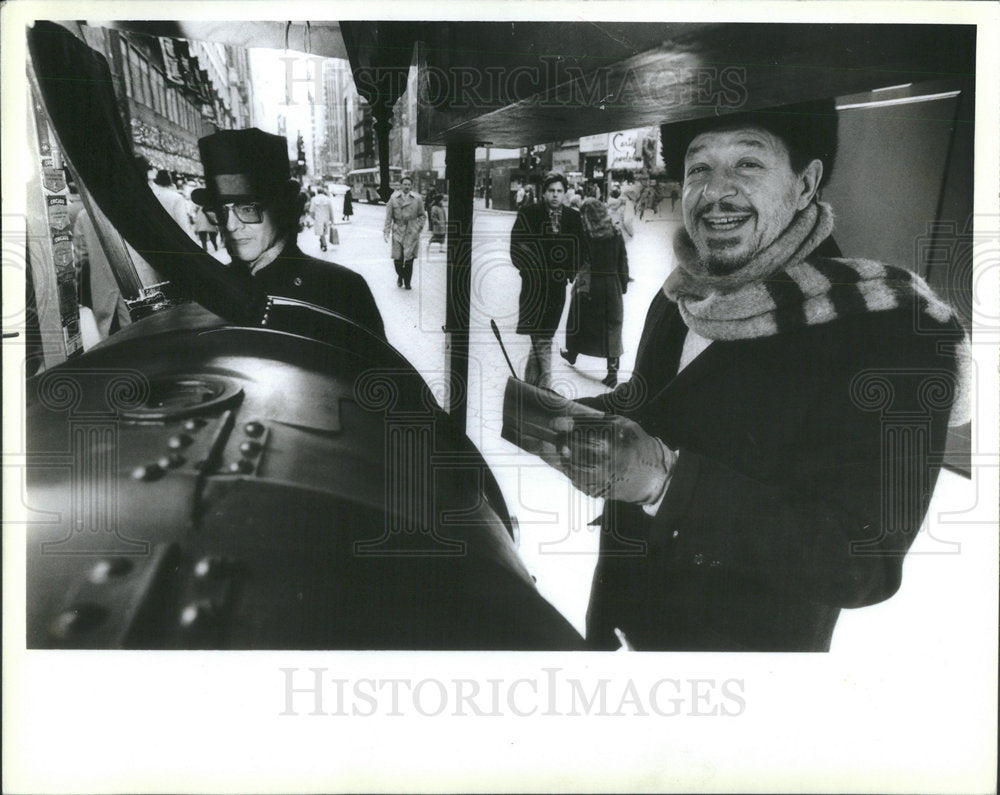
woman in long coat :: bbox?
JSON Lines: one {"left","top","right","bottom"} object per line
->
{"left": 342, "top": 187, "right": 354, "bottom": 221}
{"left": 383, "top": 176, "right": 426, "bottom": 289}
{"left": 560, "top": 197, "right": 629, "bottom": 387}
{"left": 429, "top": 195, "right": 447, "bottom": 252}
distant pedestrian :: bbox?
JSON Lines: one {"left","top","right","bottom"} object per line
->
{"left": 560, "top": 197, "right": 629, "bottom": 388}
{"left": 146, "top": 165, "right": 192, "bottom": 236}
{"left": 383, "top": 176, "right": 426, "bottom": 290}
{"left": 310, "top": 188, "right": 335, "bottom": 251}
{"left": 607, "top": 187, "right": 625, "bottom": 232}
{"left": 193, "top": 203, "right": 219, "bottom": 252}
{"left": 342, "top": 187, "right": 354, "bottom": 221}
{"left": 509, "top": 171, "right": 586, "bottom": 390}
{"left": 429, "top": 195, "right": 447, "bottom": 252}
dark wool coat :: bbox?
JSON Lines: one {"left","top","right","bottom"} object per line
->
{"left": 249, "top": 242, "right": 386, "bottom": 340}
{"left": 579, "top": 291, "right": 964, "bottom": 651}
{"left": 510, "top": 203, "right": 587, "bottom": 336}
{"left": 565, "top": 231, "right": 629, "bottom": 358}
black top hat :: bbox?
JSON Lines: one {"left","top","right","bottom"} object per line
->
{"left": 191, "top": 128, "right": 297, "bottom": 206}
{"left": 660, "top": 98, "right": 839, "bottom": 187}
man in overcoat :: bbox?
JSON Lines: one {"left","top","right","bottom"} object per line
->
{"left": 509, "top": 172, "right": 587, "bottom": 389}
{"left": 550, "top": 99, "right": 970, "bottom": 651}
{"left": 383, "top": 176, "right": 426, "bottom": 290}
{"left": 192, "top": 128, "right": 385, "bottom": 339}
{"left": 309, "top": 187, "right": 335, "bottom": 252}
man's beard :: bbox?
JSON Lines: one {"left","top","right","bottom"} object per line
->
{"left": 704, "top": 243, "right": 752, "bottom": 275}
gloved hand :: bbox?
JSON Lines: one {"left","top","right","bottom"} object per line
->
{"left": 550, "top": 414, "right": 676, "bottom": 504}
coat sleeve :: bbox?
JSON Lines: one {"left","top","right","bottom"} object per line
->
{"left": 567, "top": 212, "right": 586, "bottom": 283}
{"left": 350, "top": 271, "right": 386, "bottom": 340}
{"left": 617, "top": 234, "right": 629, "bottom": 294}
{"left": 383, "top": 200, "right": 393, "bottom": 238}
{"left": 509, "top": 208, "right": 533, "bottom": 272}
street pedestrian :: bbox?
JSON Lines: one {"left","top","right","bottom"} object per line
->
{"left": 429, "top": 195, "right": 447, "bottom": 252}
{"left": 310, "top": 188, "right": 335, "bottom": 252}
{"left": 193, "top": 203, "right": 219, "bottom": 252}
{"left": 342, "top": 186, "right": 354, "bottom": 221}
{"left": 560, "top": 198, "right": 629, "bottom": 387}
{"left": 383, "top": 176, "right": 426, "bottom": 290}
{"left": 509, "top": 172, "right": 587, "bottom": 390}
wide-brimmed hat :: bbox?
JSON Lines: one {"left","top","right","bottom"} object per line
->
{"left": 660, "top": 98, "right": 839, "bottom": 186}
{"left": 191, "top": 128, "right": 298, "bottom": 206}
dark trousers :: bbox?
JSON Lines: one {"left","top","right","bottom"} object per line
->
{"left": 394, "top": 258, "right": 415, "bottom": 288}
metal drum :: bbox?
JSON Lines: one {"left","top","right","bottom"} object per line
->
{"left": 26, "top": 304, "right": 584, "bottom": 649}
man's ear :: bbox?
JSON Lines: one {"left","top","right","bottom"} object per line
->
{"left": 796, "top": 158, "right": 824, "bottom": 209}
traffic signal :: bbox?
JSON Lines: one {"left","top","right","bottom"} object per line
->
{"left": 296, "top": 133, "right": 306, "bottom": 177}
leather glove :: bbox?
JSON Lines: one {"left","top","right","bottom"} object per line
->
{"left": 550, "top": 414, "right": 676, "bottom": 504}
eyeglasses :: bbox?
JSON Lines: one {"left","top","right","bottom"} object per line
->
{"left": 204, "top": 202, "right": 266, "bottom": 225}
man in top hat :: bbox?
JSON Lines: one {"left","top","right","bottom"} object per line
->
{"left": 547, "top": 99, "right": 970, "bottom": 651}
{"left": 191, "top": 128, "right": 385, "bottom": 339}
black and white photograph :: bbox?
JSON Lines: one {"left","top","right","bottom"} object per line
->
{"left": 3, "top": 2, "right": 997, "bottom": 792}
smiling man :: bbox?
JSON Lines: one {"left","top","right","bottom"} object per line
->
{"left": 551, "top": 99, "right": 970, "bottom": 651}
{"left": 191, "top": 128, "right": 384, "bottom": 339}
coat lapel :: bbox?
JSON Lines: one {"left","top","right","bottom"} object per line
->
{"left": 641, "top": 298, "right": 735, "bottom": 409}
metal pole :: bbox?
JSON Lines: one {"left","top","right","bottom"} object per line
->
{"left": 443, "top": 142, "right": 475, "bottom": 432}
{"left": 484, "top": 145, "right": 491, "bottom": 208}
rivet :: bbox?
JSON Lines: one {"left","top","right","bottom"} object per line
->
{"left": 167, "top": 433, "right": 193, "bottom": 449}
{"left": 184, "top": 418, "right": 206, "bottom": 431}
{"left": 672, "top": 530, "right": 679, "bottom": 539}
{"left": 88, "top": 557, "right": 133, "bottom": 584}
{"left": 239, "top": 440, "right": 262, "bottom": 457}
{"left": 193, "top": 556, "right": 224, "bottom": 579}
{"left": 244, "top": 421, "right": 264, "bottom": 437}
{"left": 132, "top": 463, "right": 163, "bottom": 481}
{"left": 157, "top": 452, "right": 185, "bottom": 469}
{"left": 49, "top": 603, "right": 108, "bottom": 639}
{"left": 179, "top": 599, "right": 215, "bottom": 629}
{"left": 228, "top": 459, "right": 253, "bottom": 474}
{"left": 693, "top": 553, "right": 705, "bottom": 566}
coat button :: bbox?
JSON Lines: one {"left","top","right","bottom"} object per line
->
{"left": 293, "top": 276, "right": 303, "bottom": 287}
{"left": 672, "top": 530, "right": 679, "bottom": 539}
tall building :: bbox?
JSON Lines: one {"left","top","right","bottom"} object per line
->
{"left": 321, "top": 58, "right": 354, "bottom": 178}
{"left": 78, "top": 27, "right": 256, "bottom": 178}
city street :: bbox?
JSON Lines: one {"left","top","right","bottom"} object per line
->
{"left": 295, "top": 197, "right": 684, "bottom": 632}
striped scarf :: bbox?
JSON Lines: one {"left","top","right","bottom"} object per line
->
{"left": 665, "top": 202, "right": 971, "bottom": 426}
